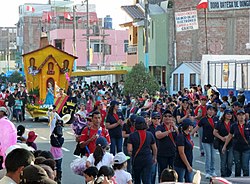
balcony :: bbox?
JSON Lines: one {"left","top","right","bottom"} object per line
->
{"left": 127, "top": 45, "right": 137, "bottom": 55}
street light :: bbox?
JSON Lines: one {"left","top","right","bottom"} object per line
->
{"left": 144, "top": 0, "right": 149, "bottom": 71}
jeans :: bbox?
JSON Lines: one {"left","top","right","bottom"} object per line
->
{"left": 198, "top": 128, "right": 204, "bottom": 153}
{"left": 133, "top": 164, "right": 152, "bottom": 184}
{"left": 55, "top": 158, "right": 62, "bottom": 172}
{"left": 157, "top": 155, "right": 175, "bottom": 179}
{"left": 123, "top": 145, "right": 132, "bottom": 174}
{"left": 203, "top": 143, "right": 216, "bottom": 175}
{"left": 14, "top": 109, "right": 22, "bottom": 122}
{"left": 151, "top": 163, "right": 157, "bottom": 184}
{"left": 219, "top": 145, "right": 233, "bottom": 177}
{"left": 233, "top": 149, "right": 250, "bottom": 176}
{"left": 110, "top": 137, "right": 123, "bottom": 155}
{"left": 175, "top": 166, "right": 193, "bottom": 183}
{"left": 7, "top": 106, "right": 13, "bottom": 120}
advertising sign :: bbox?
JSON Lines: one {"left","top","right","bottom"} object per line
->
{"left": 175, "top": 10, "right": 199, "bottom": 32}
{"left": 209, "top": 0, "right": 250, "bottom": 11}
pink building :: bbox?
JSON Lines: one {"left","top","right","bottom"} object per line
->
{"left": 49, "top": 29, "right": 129, "bottom": 68}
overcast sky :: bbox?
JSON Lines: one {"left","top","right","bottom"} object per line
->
{"left": 0, "top": 0, "right": 133, "bottom": 28}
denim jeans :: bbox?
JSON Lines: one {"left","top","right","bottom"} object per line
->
{"left": 55, "top": 158, "right": 62, "bottom": 172}
{"left": 133, "top": 163, "right": 152, "bottom": 184}
{"left": 219, "top": 145, "right": 233, "bottom": 177}
{"left": 233, "top": 149, "right": 250, "bottom": 176}
{"left": 123, "top": 145, "right": 132, "bottom": 174}
{"left": 110, "top": 137, "right": 123, "bottom": 155}
{"left": 151, "top": 163, "right": 157, "bottom": 184}
{"left": 157, "top": 155, "right": 175, "bottom": 179}
{"left": 198, "top": 128, "right": 204, "bottom": 153}
{"left": 174, "top": 166, "right": 193, "bottom": 183}
{"left": 203, "top": 143, "right": 216, "bottom": 175}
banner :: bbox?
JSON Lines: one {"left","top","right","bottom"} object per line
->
{"left": 175, "top": 10, "right": 199, "bottom": 32}
{"left": 208, "top": 0, "right": 250, "bottom": 11}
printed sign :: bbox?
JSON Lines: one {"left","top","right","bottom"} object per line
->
{"left": 175, "top": 10, "right": 199, "bottom": 32}
{"left": 209, "top": 0, "right": 250, "bottom": 11}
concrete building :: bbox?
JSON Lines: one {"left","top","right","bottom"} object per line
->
{"left": 0, "top": 27, "right": 17, "bottom": 72}
{"left": 170, "top": 0, "right": 250, "bottom": 63}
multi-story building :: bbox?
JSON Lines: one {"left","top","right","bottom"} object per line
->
{"left": 0, "top": 27, "right": 17, "bottom": 72}
{"left": 17, "top": 1, "right": 130, "bottom": 70}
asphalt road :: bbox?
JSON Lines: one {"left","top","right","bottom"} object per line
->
{"left": 13, "top": 118, "right": 224, "bottom": 184}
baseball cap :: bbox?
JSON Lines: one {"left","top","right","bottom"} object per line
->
{"left": 140, "top": 111, "right": 149, "bottom": 118}
{"left": 220, "top": 104, "right": 226, "bottom": 109}
{"left": 224, "top": 109, "right": 232, "bottom": 114}
{"left": 22, "top": 165, "right": 57, "bottom": 184}
{"left": 156, "top": 100, "right": 162, "bottom": 105}
{"left": 129, "top": 114, "right": 137, "bottom": 123}
{"left": 182, "top": 118, "right": 193, "bottom": 126}
{"left": 95, "top": 101, "right": 102, "bottom": 106}
{"left": 95, "top": 137, "right": 108, "bottom": 148}
{"left": 163, "top": 110, "right": 172, "bottom": 116}
{"left": 237, "top": 110, "right": 245, "bottom": 115}
{"left": 110, "top": 100, "right": 120, "bottom": 106}
{"left": 182, "top": 97, "right": 189, "bottom": 103}
{"left": 151, "top": 112, "right": 160, "bottom": 119}
{"left": 0, "top": 106, "right": 8, "bottom": 115}
{"left": 207, "top": 105, "right": 216, "bottom": 110}
{"left": 200, "top": 96, "right": 207, "bottom": 100}
{"left": 114, "top": 152, "right": 130, "bottom": 164}
{"left": 233, "top": 101, "right": 242, "bottom": 107}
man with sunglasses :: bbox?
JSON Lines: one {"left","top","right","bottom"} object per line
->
{"left": 147, "top": 112, "right": 161, "bottom": 184}
{"left": 155, "top": 110, "right": 178, "bottom": 180}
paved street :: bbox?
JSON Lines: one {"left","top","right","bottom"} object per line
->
{"left": 14, "top": 118, "right": 223, "bottom": 184}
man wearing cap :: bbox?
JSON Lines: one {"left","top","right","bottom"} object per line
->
{"left": 222, "top": 110, "right": 250, "bottom": 177}
{"left": 0, "top": 148, "right": 35, "bottom": 184}
{"left": 237, "top": 88, "right": 246, "bottom": 106}
{"left": 147, "top": 112, "right": 161, "bottom": 184}
{"left": 192, "top": 105, "right": 218, "bottom": 178}
{"left": 155, "top": 110, "right": 178, "bottom": 179}
{"left": 228, "top": 90, "right": 237, "bottom": 106}
{"left": 232, "top": 102, "right": 243, "bottom": 121}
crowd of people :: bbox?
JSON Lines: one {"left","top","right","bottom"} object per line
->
{"left": 0, "top": 79, "right": 250, "bottom": 184}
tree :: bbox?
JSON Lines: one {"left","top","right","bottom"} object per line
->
{"left": 8, "top": 71, "right": 24, "bottom": 83}
{"left": 124, "top": 62, "right": 160, "bottom": 97}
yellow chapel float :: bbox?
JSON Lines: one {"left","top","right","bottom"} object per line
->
{"left": 23, "top": 44, "right": 77, "bottom": 119}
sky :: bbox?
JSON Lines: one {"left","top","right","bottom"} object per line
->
{"left": 0, "top": 0, "right": 133, "bottom": 28}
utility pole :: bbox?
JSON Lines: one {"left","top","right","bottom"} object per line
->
{"left": 86, "top": 0, "right": 90, "bottom": 68}
{"left": 144, "top": 0, "right": 149, "bottom": 71}
{"left": 6, "top": 28, "right": 10, "bottom": 72}
{"left": 73, "top": 5, "right": 77, "bottom": 70}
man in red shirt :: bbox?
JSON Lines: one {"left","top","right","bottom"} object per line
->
{"left": 79, "top": 111, "right": 110, "bottom": 155}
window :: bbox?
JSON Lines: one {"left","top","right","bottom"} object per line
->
{"left": 180, "top": 73, "right": 184, "bottom": 91}
{"left": 104, "top": 44, "right": 111, "bottom": 55}
{"left": 124, "top": 40, "right": 128, "bottom": 53}
{"left": 173, "top": 74, "right": 178, "bottom": 91}
{"left": 190, "top": 73, "right": 196, "bottom": 86}
{"left": 93, "top": 43, "right": 111, "bottom": 55}
{"left": 54, "top": 39, "right": 64, "bottom": 50}
{"left": 93, "top": 43, "right": 100, "bottom": 52}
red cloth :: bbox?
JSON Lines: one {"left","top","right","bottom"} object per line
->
{"left": 165, "top": 125, "right": 176, "bottom": 146}
{"left": 100, "top": 110, "right": 107, "bottom": 128}
{"left": 197, "top": 0, "right": 208, "bottom": 9}
{"left": 224, "top": 122, "right": 230, "bottom": 133}
{"left": 135, "top": 130, "right": 146, "bottom": 156}
{"left": 80, "top": 127, "right": 110, "bottom": 154}
{"left": 238, "top": 123, "right": 245, "bottom": 139}
{"left": 186, "top": 134, "right": 194, "bottom": 148}
{"left": 208, "top": 117, "right": 214, "bottom": 129}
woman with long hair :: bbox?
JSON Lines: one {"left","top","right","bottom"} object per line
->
{"left": 213, "top": 109, "right": 234, "bottom": 177}
{"left": 106, "top": 100, "right": 124, "bottom": 155}
{"left": 86, "top": 137, "right": 113, "bottom": 170}
{"left": 222, "top": 110, "right": 250, "bottom": 177}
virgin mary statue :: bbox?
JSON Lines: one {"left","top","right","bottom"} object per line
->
{"left": 44, "top": 82, "right": 54, "bottom": 106}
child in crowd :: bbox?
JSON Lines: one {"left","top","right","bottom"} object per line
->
{"left": 26, "top": 131, "right": 38, "bottom": 150}
{"left": 160, "top": 168, "right": 178, "bottom": 183}
{"left": 17, "top": 125, "right": 26, "bottom": 143}
{"left": 83, "top": 166, "right": 98, "bottom": 184}
{"left": 13, "top": 95, "right": 23, "bottom": 122}
{"left": 95, "top": 166, "right": 117, "bottom": 184}
{"left": 113, "top": 152, "right": 132, "bottom": 184}
{"left": 50, "top": 121, "right": 64, "bottom": 184}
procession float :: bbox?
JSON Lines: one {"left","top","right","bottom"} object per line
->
{"left": 23, "top": 44, "right": 77, "bottom": 120}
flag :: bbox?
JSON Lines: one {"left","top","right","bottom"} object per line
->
{"left": 48, "top": 13, "right": 52, "bottom": 23}
{"left": 26, "top": 5, "right": 35, "bottom": 12}
{"left": 64, "top": 12, "right": 72, "bottom": 20}
{"left": 197, "top": 0, "right": 208, "bottom": 9}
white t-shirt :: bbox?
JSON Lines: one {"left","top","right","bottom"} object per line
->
{"left": 114, "top": 170, "right": 132, "bottom": 184}
{"left": 87, "top": 152, "right": 114, "bottom": 170}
